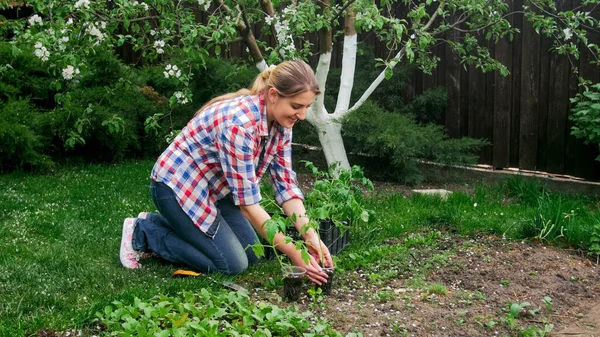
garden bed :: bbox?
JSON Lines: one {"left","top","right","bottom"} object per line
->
{"left": 242, "top": 231, "right": 600, "bottom": 336}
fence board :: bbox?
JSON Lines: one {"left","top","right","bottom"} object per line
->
{"left": 518, "top": 13, "right": 540, "bottom": 170}
{"left": 492, "top": 27, "right": 512, "bottom": 168}
{"left": 445, "top": 23, "right": 462, "bottom": 138}
{"left": 510, "top": 0, "right": 524, "bottom": 168}
{"left": 537, "top": 34, "right": 552, "bottom": 172}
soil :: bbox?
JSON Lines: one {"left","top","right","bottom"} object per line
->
{"left": 250, "top": 174, "right": 600, "bottom": 336}
{"left": 248, "top": 234, "right": 600, "bottom": 337}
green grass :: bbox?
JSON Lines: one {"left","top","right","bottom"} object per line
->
{"left": 0, "top": 160, "right": 598, "bottom": 336}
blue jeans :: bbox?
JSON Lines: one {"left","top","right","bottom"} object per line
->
{"left": 132, "top": 180, "right": 260, "bottom": 274}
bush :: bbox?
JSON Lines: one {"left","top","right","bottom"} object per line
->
{"left": 0, "top": 42, "right": 56, "bottom": 109}
{"left": 342, "top": 101, "right": 487, "bottom": 184}
{"left": 570, "top": 83, "right": 600, "bottom": 160}
{"left": 48, "top": 84, "right": 170, "bottom": 162}
{"left": 0, "top": 98, "right": 53, "bottom": 171}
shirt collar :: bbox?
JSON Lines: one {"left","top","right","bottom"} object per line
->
{"left": 259, "top": 93, "right": 269, "bottom": 138}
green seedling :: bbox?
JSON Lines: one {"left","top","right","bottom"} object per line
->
{"left": 543, "top": 296, "right": 553, "bottom": 313}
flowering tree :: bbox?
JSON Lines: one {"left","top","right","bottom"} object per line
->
{"left": 4, "top": 0, "right": 599, "bottom": 168}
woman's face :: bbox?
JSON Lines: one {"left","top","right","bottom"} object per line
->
{"left": 267, "top": 88, "right": 316, "bottom": 129}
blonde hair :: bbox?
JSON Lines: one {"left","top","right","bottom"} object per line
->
{"left": 196, "top": 60, "right": 320, "bottom": 116}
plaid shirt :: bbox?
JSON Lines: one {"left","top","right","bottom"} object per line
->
{"left": 151, "top": 94, "right": 304, "bottom": 238}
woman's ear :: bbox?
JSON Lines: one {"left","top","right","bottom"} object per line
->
{"left": 267, "top": 88, "right": 278, "bottom": 104}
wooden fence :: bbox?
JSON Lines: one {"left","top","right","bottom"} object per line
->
{"left": 164, "top": 0, "right": 600, "bottom": 181}
{"left": 411, "top": 0, "right": 600, "bottom": 181}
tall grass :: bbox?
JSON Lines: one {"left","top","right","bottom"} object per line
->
{"left": 0, "top": 162, "right": 598, "bottom": 336}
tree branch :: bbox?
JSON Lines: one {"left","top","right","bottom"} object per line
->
{"left": 345, "top": 0, "right": 445, "bottom": 116}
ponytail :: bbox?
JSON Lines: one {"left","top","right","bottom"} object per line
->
{"left": 195, "top": 61, "right": 319, "bottom": 116}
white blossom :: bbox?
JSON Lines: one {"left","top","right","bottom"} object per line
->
{"left": 563, "top": 27, "right": 573, "bottom": 40}
{"left": 62, "top": 36, "right": 69, "bottom": 43}
{"left": 66, "top": 18, "right": 74, "bottom": 25}
{"left": 86, "top": 23, "right": 105, "bottom": 43}
{"left": 154, "top": 40, "right": 165, "bottom": 48}
{"left": 174, "top": 91, "right": 189, "bottom": 104}
{"left": 150, "top": 29, "right": 157, "bottom": 36}
{"left": 156, "top": 48, "right": 164, "bottom": 54}
{"left": 74, "top": 0, "right": 91, "bottom": 9}
{"left": 28, "top": 14, "right": 43, "bottom": 27}
{"left": 34, "top": 44, "right": 50, "bottom": 62}
{"left": 265, "top": 15, "right": 274, "bottom": 25}
{"left": 62, "top": 65, "right": 80, "bottom": 80}
{"left": 163, "top": 64, "right": 181, "bottom": 78}
{"left": 198, "top": 0, "right": 211, "bottom": 11}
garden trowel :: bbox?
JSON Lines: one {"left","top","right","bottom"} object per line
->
{"left": 172, "top": 269, "right": 248, "bottom": 293}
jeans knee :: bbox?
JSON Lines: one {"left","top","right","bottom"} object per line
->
{"left": 221, "top": 256, "right": 248, "bottom": 275}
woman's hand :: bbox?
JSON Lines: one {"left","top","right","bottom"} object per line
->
{"left": 289, "top": 249, "right": 329, "bottom": 285}
{"left": 303, "top": 232, "right": 333, "bottom": 269}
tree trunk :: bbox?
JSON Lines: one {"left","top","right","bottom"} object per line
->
{"left": 314, "top": 120, "right": 350, "bottom": 169}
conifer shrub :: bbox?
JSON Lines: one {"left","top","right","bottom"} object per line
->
{"left": 0, "top": 98, "right": 53, "bottom": 171}
{"left": 342, "top": 101, "right": 487, "bottom": 184}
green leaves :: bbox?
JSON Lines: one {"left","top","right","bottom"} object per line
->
{"left": 302, "top": 161, "right": 375, "bottom": 227}
{"left": 570, "top": 81, "right": 600, "bottom": 159}
{"left": 97, "top": 290, "right": 343, "bottom": 336}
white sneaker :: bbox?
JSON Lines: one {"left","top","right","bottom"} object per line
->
{"left": 120, "top": 218, "right": 141, "bottom": 269}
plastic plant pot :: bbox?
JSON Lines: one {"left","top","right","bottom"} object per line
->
{"left": 282, "top": 266, "right": 306, "bottom": 301}
{"left": 318, "top": 266, "right": 335, "bottom": 295}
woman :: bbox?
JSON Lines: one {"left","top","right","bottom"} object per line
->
{"left": 119, "top": 60, "right": 332, "bottom": 285}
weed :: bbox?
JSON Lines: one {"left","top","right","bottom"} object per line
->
{"left": 426, "top": 283, "right": 448, "bottom": 295}
{"left": 543, "top": 296, "right": 553, "bottom": 313}
{"left": 588, "top": 223, "right": 600, "bottom": 264}
{"left": 520, "top": 324, "right": 554, "bottom": 337}
{"left": 376, "top": 290, "right": 396, "bottom": 302}
{"left": 307, "top": 286, "right": 325, "bottom": 309}
{"left": 500, "top": 279, "right": 511, "bottom": 287}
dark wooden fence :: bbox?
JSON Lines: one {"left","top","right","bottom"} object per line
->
{"left": 410, "top": 0, "right": 600, "bottom": 181}
{"left": 171, "top": 1, "right": 600, "bottom": 181}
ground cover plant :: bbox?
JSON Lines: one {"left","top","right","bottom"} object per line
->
{"left": 0, "top": 160, "right": 599, "bottom": 336}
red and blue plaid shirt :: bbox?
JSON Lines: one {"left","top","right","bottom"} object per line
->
{"left": 151, "top": 94, "right": 303, "bottom": 237}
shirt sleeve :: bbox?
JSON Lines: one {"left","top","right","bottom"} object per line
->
{"left": 269, "top": 130, "right": 304, "bottom": 205}
{"left": 215, "top": 123, "right": 262, "bottom": 206}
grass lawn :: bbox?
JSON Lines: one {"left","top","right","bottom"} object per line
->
{"left": 0, "top": 160, "right": 598, "bottom": 336}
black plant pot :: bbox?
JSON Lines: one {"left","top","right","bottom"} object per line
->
{"left": 282, "top": 266, "right": 306, "bottom": 301}
{"left": 318, "top": 267, "right": 335, "bottom": 295}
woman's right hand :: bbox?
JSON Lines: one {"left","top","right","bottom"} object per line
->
{"left": 289, "top": 249, "right": 329, "bottom": 285}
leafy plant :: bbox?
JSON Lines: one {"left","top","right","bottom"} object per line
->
{"left": 96, "top": 289, "right": 343, "bottom": 336}
{"left": 302, "top": 161, "right": 374, "bottom": 227}
{"left": 507, "top": 301, "right": 532, "bottom": 319}
{"left": 588, "top": 223, "right": 600, "bottom": 264}
{"left": 250, "top": 214, "right": 311, "bottom": 269}
{"left": 569, "top": 81, "right": 600, "bottom": 160}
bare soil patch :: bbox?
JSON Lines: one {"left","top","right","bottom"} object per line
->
{"left": 247, "top": 233, "right": 600, "bottom": 337}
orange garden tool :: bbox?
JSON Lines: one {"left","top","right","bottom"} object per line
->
{"left": 172, "top": 269, "right": 248, "bottom": 293}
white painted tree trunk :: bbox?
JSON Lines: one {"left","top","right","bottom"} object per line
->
{"left": 314, "top": 120, "right": 350, "bottom": 169}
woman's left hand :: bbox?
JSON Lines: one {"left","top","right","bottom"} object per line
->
{"left": 304, "top": 233, "right": 334, "bottom": 268}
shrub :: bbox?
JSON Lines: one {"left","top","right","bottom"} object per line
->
{"left": 48, "top": 84, "right": 170, "bottom": 162}
{"left": 0, "top": 42, "right": 56, "bottom": 109}
{"left": 342, "top": 101, "right": 487, "bottom": 184}
{"left": 569, "top": 83, "right": 600, "bottom": 160}
{"left": 0, "top": 98, "right": 53, "bottom": 171}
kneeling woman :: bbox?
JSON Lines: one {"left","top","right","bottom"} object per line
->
{"left": 120, "top": 60, "right": 332, "bottom": 285}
